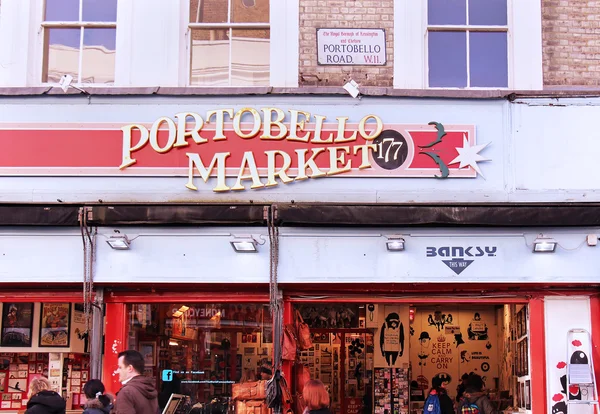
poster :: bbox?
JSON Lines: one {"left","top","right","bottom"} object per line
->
{"left": 0, "top": 303, "right": 34, "bottom": 347}
{"left": 39, "top": 303, "right": 71, "bottom": 347}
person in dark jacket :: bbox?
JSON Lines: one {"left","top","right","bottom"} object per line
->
{"left": 25, "top": 377, "right": 66, "bottom": 414}
{"left": 459, "top": 374, "right": 497, "bottom": 414}
{"left": 425, "top": 377, "right": 453, "bottom": 414}
{"left": 83, "top": 379, "right": 114, "bottom": 414}
{"left": 303, "top": 379, "right": 332, "bottom": 414}
{"left": 456, "top": 373, "right": 470, "bottom": 402}
{"left": 112, "top": 349, "right": 159, "bottom": 414}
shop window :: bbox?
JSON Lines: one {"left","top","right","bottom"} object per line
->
{"left": 427, "top": 0, "right": 508, "bottom": 88}
{"left": 41, "top": 0, "right": 117, "bottom": 84}
{"left": 188, "top": 0, "right": 270, "bottom": 86}
{"left": 127, "top": 303, "right": 272, "bottom": 412}
{"left": 0, "top": 302, "right": 91, "bottom": 410}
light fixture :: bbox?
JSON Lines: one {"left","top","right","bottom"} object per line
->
{"left": 532, "top": 235, "right": 557, "bottom": 253}
{"left": 230, "top": 236, "right": 258, "bottom": 253}
{"left": 172, "top": 305, "right": 189, "bottom": 318}
{"left": 386, "top": 236, "right": 405, "bottom": 251}
{"left": 106, "top": 234, "right": 131, "bottom": 250}
{"left": 169, "top": 339, "right": 179, "bottom": 346}
{"left": 343, "top": 79, "right": 361, "bottom": 98}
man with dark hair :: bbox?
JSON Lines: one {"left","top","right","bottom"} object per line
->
{"left": 112, "top": 350, "right": 159, "bottom": 414}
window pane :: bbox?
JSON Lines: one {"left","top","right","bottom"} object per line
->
{"left": 127, "top": 303, "right": 273, "bottom": 410}
{"left": 469, "top": 32, "right": 508, "bottom": 87}
{"left": 81, "top": 28, "right": 116, "bottom": 84}
{"left": 45, "top": 0, "right": 79, "bottom": 21}
{"left": 427, "top": 0, "right": 466, "bottom": 25}
{"left": 190, "top": 0, "right": 228, "bottom": 23}
{"left": 469, "top": 0, "right": 507, "bottom": 25}
{"left": 428, "top": 31, "right": 467, "bottom": 87}
{"left": 190, "top": 29, "right": 230, "bottom": 86}
{"left": 44, "top": 28, "right": 80, "bottom": 83}
{"left": 83, "top": 0, "right": 117, "bottom": 22}
{"left": 232, "top": 0, "right": 269, "bottom": 24}
{"left": 231, "top": 30, "right": 270, "bottom": 86}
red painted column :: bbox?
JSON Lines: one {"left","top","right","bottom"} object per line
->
{"left": 529, "top": 297, "right": 547, "bottom": 414}
{"left": 283, "top": 300, "right": 293, "bottom": 384}
{"left": 103, "top": 302, "right": 128, "bottom": 396}
{"left": 590, "top": 295, "right": 600, "bottom": 408}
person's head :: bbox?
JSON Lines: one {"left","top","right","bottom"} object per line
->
{"left": 431, "top": 377, "right": 445, "bottom": 389}
{"left": 117, "top": 350, "right": 145, "bottom": 383}
{"left": 303, "top": 379, "right": 330, "bottom": 410}
{"left": 28, "top": 377, "right": 51, "bottom": 398}
{"left": 461, "top": 373, "right": 469, "bottom": 384}
{"left": 83, "top": 379, "right": 112, "bottom": 408}
{"left": 410, "top": 380, "right": 419, "bottom": 389}
{"left": 465, "top": 373, "right": 484, "bottom": 393}
{"left": 259, "top": 365, "right": 273, "bottom": 380}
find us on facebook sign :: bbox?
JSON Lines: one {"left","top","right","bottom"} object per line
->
{"left": 317, "top": 28, "right": 387, "bottom": 65}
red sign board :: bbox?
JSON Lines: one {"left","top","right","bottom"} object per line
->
{"left": 0, "top": 109, "right": 485, "bottom": 192}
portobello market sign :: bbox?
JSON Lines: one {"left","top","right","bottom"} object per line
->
{"left": 0, "top": 108, "right": 486, "bottom": 192}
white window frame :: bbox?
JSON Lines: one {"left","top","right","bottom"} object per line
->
{"left": 184, "top": 0, "right": 298, "bottom": 88}
{"left": 394, "top": 0, "right": 542, "bottom": 90}
{"left": 0, "top": 0, "right": 297, "bottom": 88}
{"left": 40, "top": 0, "right": 118, "bottom": 85}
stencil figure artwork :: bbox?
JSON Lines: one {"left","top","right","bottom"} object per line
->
{"left": 467, "top": 312, "right": 489, "bottom": 340}
{"left": 427, "top": 310, "right": 453, "bottom": 331}
{"left": 380, "top": 312, "right": 404, "bottom": 366}
{"left": 454, "top": 332, "right": 465, "bottom": 348}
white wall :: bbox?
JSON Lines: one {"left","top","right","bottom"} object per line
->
{"left": 2, "top": 227, "right": 599, "bottom": 284}
{"left": 0, "top": 229, "right": 82, "bottom": 283}
{"left": 545, "top": 297, "right": 595, "bottom": 414}
{"left": 513, "top": 98, "right": 600, "bottom": 196}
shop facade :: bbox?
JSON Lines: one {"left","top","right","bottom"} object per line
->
{"left": 1, "top": 95, "right": 600, "bottom": 414}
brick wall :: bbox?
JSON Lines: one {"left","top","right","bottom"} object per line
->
{"left": 299, "top": 0, "right": 394, "bottom": 87}
{"left": 543, "top": 0, "right": 600, "bottom": 86}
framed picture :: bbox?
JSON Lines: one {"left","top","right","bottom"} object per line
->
{"left": 1, "top": 303, "right": 34, "bottom": 347}
{"left": 139, "top": 342, "right": 156, "bottom": 367}
{"left": 39, "top": 303, "right": 71, "bottom": 347}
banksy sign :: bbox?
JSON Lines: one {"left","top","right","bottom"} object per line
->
{"left": 317, "top": 28, "right": 386, "bottom": 65}
{"left": 426, "top": 245, "right": 498, "bottom": 275}
{"left": 0, "top": 108, "right": 488, "bottom": 192}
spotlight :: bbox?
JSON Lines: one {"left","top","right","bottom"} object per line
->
{"left": 532, "top": 235, "right": 557, "bottom": 253}
{"left": 106, "top": 234, "right": 131, "bottom": 250}
{"left": 386, "top": 236, "right": 405, "bottom": 252}
{"left": 230, "top": 236, "right": 258, "bottom": 253}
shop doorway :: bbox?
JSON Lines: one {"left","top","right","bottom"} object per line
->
{"left": 294, "top": 301, "right": 533, "bottom": 414}
{"left": 306, "top": 329, "right": 375, "bottom": 414}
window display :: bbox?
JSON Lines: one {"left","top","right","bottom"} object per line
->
{"left": 127, "top": 303, "right": 273, "bottom": 413}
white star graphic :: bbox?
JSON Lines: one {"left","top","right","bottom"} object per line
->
{"left": 449, "top": 134, "right": 491, "bottom": 177}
